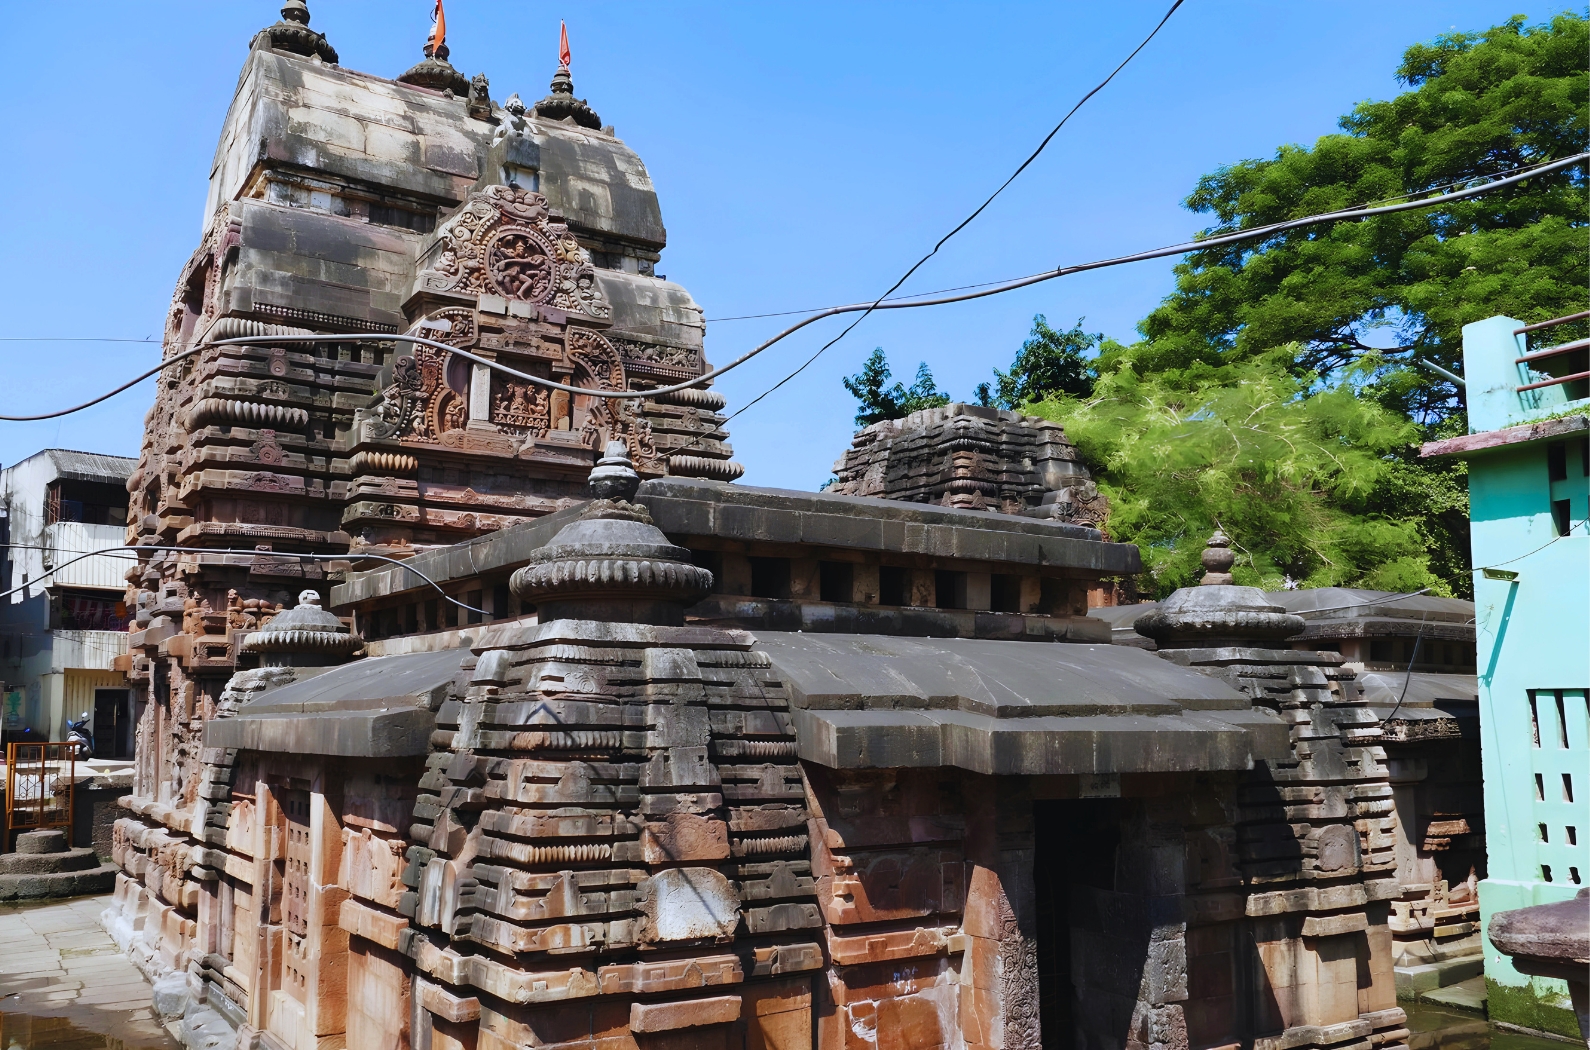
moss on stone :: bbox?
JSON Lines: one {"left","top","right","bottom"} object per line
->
{"left": 1484, "top": 978, "right": 1581, "bottom": 1040}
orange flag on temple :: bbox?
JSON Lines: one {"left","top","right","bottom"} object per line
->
{"left": 432, "top": 0, "right": 448, "bottom": 52}
{"left": 559, "top": 20, "right": 572, "bottom": 67}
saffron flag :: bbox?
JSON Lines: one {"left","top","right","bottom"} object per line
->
{"left": 433, "top": 0, "right": 448, "bottom": 52}
{"left": 559, "top": 20, "right": 571, "bottom": 67}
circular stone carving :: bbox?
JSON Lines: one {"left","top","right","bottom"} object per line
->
{"left": 486, "top": 228, "right": 554, "bottom": 302}
{"left": 241, "top": 589, "right": 361, "bottom": 656}
{"left": 1315, "top": 824, "right": 1360, "bottom": 873}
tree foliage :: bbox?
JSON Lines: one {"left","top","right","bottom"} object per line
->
{"left": 1018, "top": 14, "right": 1584, "bottom": 597}
{"left": 1027, "top": 351, "right": 1466, "bottom": 598}
{"left": 975, "top": 315, "right": 1101, "bottom": 408}
{"left": 842, "top": 348, "right": 950, "bottom": 425}
{"left": 1120, "top": 12, "right": 1587, "bottom": 424}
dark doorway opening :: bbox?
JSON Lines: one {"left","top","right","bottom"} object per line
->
{"left": 1034, "top": 797, "right": 1123, "bottom": 1050}
{"left": 92, "top": 688, "right": 132, "bottom": 759}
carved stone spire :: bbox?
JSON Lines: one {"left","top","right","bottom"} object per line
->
{"left": 397, "top": 12, "right": 470, "bottom": 96}
{"left": 1199, "top": 528, "right": 1236, "bottom": 586}
{"left": 251, "top": 1, "right": 339, "bottom": 64}
{"left": 510, "top": 443, "right": 712, "bottom": 625}
{"left": 240, "top": 589, "right": 362, "bottom": 667}
{"left": 1133, "top": 530, "right": 1305, "bottom": 648}
{"left": 533, "top": 64, "right": 603, "bottom": 130}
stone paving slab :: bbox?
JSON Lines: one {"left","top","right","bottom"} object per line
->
{"left": 0, "top": 892, "right": 175, "bottom": 1049}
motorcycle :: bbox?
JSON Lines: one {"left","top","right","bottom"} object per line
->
{"left": 65, "top": 712, "right": 94, "bottom": 760}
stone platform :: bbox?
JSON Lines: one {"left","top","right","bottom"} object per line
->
{"left": 0, "top": 891, "right": 174, "bottom": 1048}
{"left": 0, "top": 829, "right": 118, "bottom": 901}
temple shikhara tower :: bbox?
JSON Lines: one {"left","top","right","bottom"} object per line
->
{"left": 115, "top": 0, "right": 736, "bottom": 937}
{"left": 106, "top": 7, "right": 1418, "bottom": 1050}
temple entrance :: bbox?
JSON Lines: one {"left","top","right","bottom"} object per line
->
{"left": 1034, "top": 797, "right": 1125, "bottom": 1050}
{"left": 92, "top": 689, "right": 131, "bottom": 759}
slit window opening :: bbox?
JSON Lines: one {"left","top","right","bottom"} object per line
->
{"left": 1567, "top": 826, "right": 1578, "bottom": 846}
{"left": 1542, "top": 864, "right": 1553, "bottom": 882}
{"left": 1556, "top": 692, "right": 1570, "bottom": 747}
{"left": 1536, "top": 773, "right": 1545, "bottom": 801}
{"left": 1539, "top": 823, "right": 1549, "bottom": 842}
{"left": 1530, "top": 694, "right": 1541, "bottom": 747}
{"left": 1563, "top": 773, "right": 1575, "bottom": 803}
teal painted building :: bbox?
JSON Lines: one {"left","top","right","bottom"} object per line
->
{"left": 1423, "top": 312, "right": 1589, "bottom": 1037}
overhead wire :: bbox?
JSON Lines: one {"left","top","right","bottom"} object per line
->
{"left": 0, "top": 0, "right": 1186, "bottom": 422}
{"left": 0, "top": 543, "right": 490, "bottom": 616}
{"left": 672, "top": 149, "right": 1590, "bottom": 456}
{"left": 2, "top": 151, "right": 1584, "bottom": 424}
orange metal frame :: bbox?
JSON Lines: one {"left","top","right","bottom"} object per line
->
{"left": 4, "top": 742, "right": 75, "bottom": 850}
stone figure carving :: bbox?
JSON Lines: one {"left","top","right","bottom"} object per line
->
{"left": 491, "top": 380, "right": 551, "bottom": 435}
{"left": 416, "top": 186, "right": 611, "bottom": 320}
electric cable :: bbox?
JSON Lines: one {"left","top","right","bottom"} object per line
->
{"left": 0, "top": 0, "right": 1184, "bottom": 421}
{"left": 1383, "top": 614, "right": 1429, "bottom": 724}
{"left": 700, "top": 157, "right": 1581, "bottom": 324}
{"left": 1, "top": 151, "right": 1583, "bottom": 423}
{"left": 0, "top": 344, "right": 211, "bottom": 422}
{"left": 665, "top": 149, "right": 1590, "bottom": 456}
{"left": 0, "top": 543, "right": 489, "bottom": 616}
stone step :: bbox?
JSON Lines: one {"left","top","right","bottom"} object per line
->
{"left": 15, "top": 829, "right": 68, "bottom": 854}
{"left": 0, "top": 863, "right": 118, "bottom": 901}
{"left": 1396, "top": 956, "right": 1486, "bottom": 1000}
{"left": 0, "top": 847, "right": 104, "bottom": 875}
{"left": 1422, "top": 976, "right": 1488, "bottom": 1014}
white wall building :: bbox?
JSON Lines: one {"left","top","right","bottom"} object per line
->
{"left": 0, "top": 449, "right": 136, "bottom": 753}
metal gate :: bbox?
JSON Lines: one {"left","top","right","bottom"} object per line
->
{"left": 5, "top": 743, "right": 75, "bottom": 848}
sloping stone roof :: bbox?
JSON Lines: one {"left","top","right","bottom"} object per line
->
{"left": 754, "top": 632, "right": 1289, "bottom": 775}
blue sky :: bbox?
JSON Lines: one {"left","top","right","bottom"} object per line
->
{"left": 0, "top": 1, "right": 1559, "bottom": 488}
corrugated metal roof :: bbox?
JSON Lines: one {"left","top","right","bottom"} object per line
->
{"left": 44, "top": 449, "right": 136, "bottom": 484}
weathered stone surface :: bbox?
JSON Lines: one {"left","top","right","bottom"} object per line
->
{"left": 830, "top": 402, "right": 1107, "bottom": 525}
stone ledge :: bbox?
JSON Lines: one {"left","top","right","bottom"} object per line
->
{"left": 1421, "top": 412, "right": 1588, "bottom": 458}
{"left": 0, "top": 863, "right": 117, "bottom": 900}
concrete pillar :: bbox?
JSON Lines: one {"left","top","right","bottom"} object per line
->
{"left": 468, "top": 364, "right": 493, "bottom": 424}
{"left": 964, "top": 572, "right": 992, "bottom": 612}
{"left": 853, "top": 563, "right": 880, "bottom": 604}
{"left": 41, "top": 672, "right": 64, "bottom": 741}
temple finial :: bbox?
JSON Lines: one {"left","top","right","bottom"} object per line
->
{"left": 588, "top": 440, "right": 641, "bottom": 503}
{"left": 398, "top": 0, "right": 469, "bottom": 96}
{"left": 534, "top": 22, "right": 603, "bottom": 130}
{"left": 1199, "top": 529, "right": 1236, "bottom": 586}
{"left": 252, "top": 0, "right": 338, "bottom": 64}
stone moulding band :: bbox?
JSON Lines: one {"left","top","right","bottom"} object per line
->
{"left": 510, "top": 556, "right": 714, "bottom": 600}
{"left": 239, "top": 628, "right": 362, "bottom": 654}
{"left": 186, "top": 398, "right": 311, "bottom": 431}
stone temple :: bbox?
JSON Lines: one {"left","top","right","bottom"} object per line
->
{"left": 106, "top": 7, "right": 1418, "bottom": 1050}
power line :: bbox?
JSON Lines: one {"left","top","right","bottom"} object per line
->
{"left": 702, "top": 0, "right": 1185, "bottom": 423}
{"left": 672, "top": 150, "right": 1590, "bottom": 456}
{"left": 0, "top": 0, "right": 1182, "bottom": 422}
{"left": 2, "top": 152, "right": 1585, "bottom": 423}
{"left": 1, "top": 544, "right": 489, "bottom": 617}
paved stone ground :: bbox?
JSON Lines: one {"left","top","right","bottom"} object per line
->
{"left": 0, "top": 893, "right": 176, "bottom": 1049}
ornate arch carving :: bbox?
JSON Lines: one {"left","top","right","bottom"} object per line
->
{"left": 417, "top": 186, "right": 611, "bottom": 320}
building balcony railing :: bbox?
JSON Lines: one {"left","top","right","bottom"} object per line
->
{"left": 1513, "top": 311, "right": 1590, "bottom": 405}
{"left": 40, "top": 521, "right": 133, "bottom": 591}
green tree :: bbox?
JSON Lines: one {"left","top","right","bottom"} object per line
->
{"left": 975, "top": 315, "right": 1101, "bottom": 408}
{"left": 1027, "top": 350, "right": 1465, "bottom": 598}
{"left": 843, "top": 348, "right": 951, "bottom": 425}
{"left": 1028, "top": 13, "right": 1585, "bottom": 597}
{"left": 1119, "top": 12, "right": 1588, "bottom": 423}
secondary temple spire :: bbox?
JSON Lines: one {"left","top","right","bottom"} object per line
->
{"left": 251, "top": 0, "right": 338, "bottom": 64}
{"left": 397, "top": 0, "right": 469, "bottom": 96}
{"left": 534, "top": 22, "right": 603, "bottom": 129}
